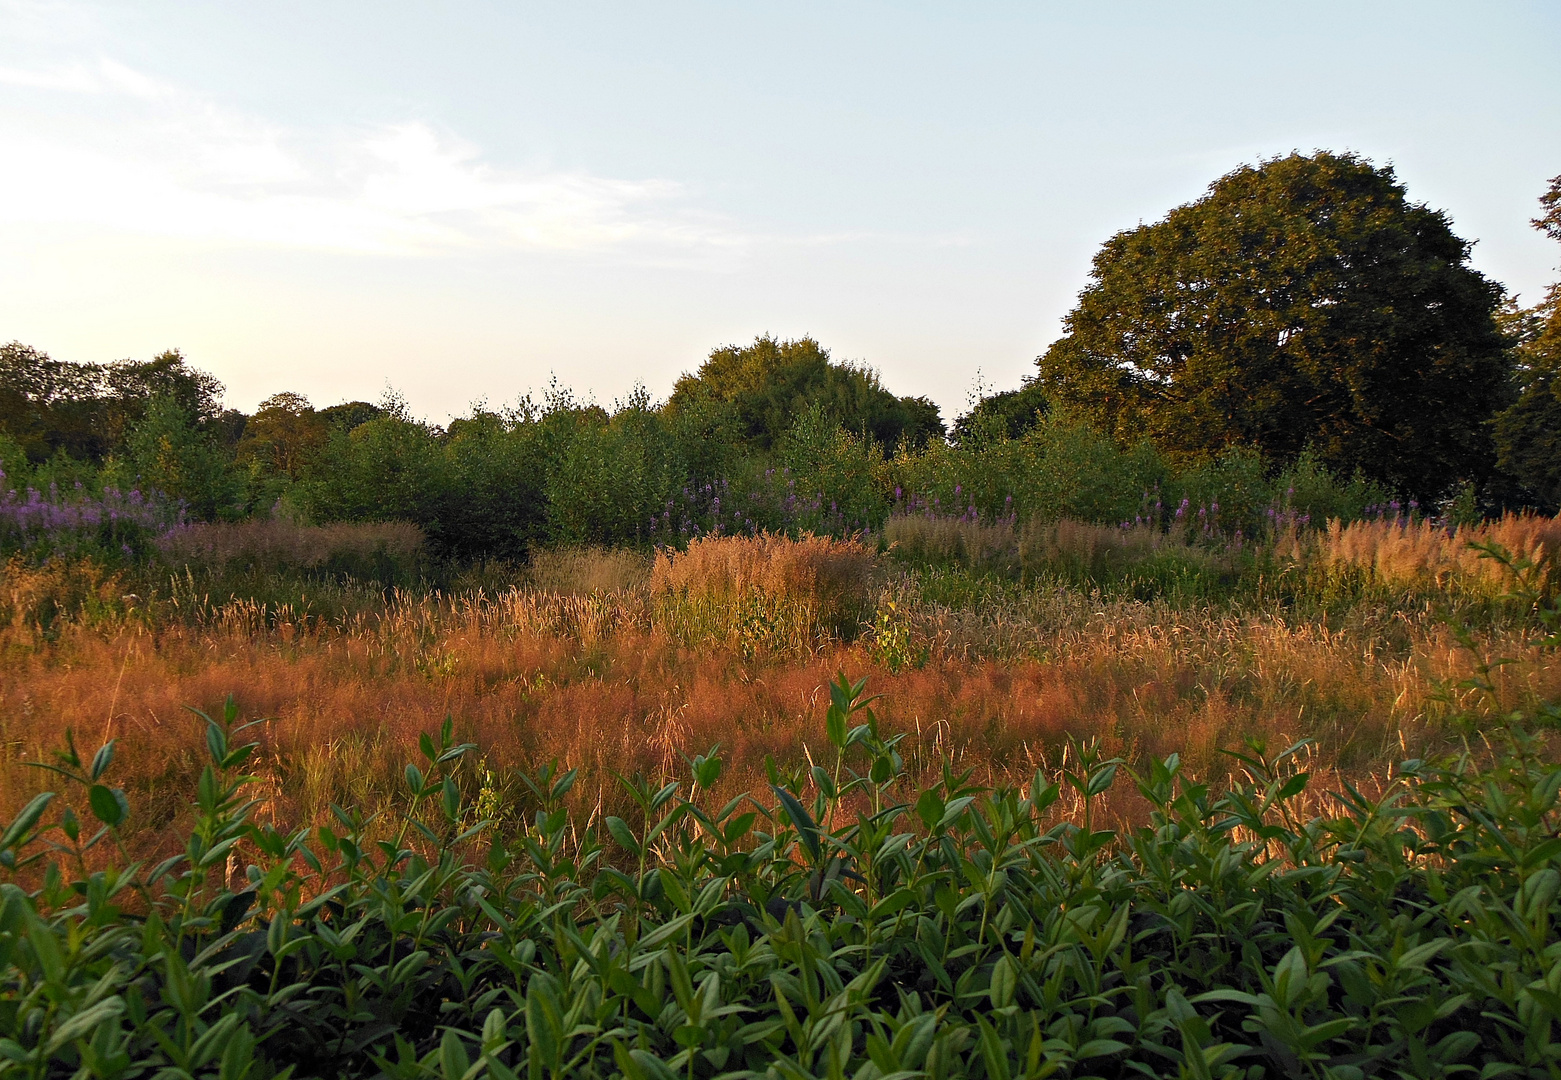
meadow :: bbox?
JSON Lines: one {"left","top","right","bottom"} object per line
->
{"left": 6, "top": 153, "right": 1561, "bottom": 1079}
{"left": 2, "top": 512, "right": 1557, "bottom": 859}
{"left": 2, "top": 510, "right": 1560, "bottom": 1078}
{"left": 3, "top": 149, "right": 1561, "bottom": 1080}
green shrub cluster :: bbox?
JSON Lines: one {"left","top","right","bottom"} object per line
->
{"left": 4, "top": 585, "right": 1559, "bottom": 1077}
{"left": 3, "top": 338, "right": 1414, "bottom": 572}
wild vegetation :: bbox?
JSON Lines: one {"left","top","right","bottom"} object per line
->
{"left": 0, "top": 555, "right": 1557, "bottom": 1078}
{"left": 2, "top": 157, "right": 1560, "bottom": 1076}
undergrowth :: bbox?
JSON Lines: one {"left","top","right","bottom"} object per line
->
{"left": 1, "top": 553, "right": 1559, "bottom": 1078}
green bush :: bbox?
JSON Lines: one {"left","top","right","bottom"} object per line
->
{"left": 442, "top": 411, "right": 547, "bottom": 561}
{"left": 539, "top": 390, "right": 681, "bottom": 548}
{"left": 888, "top": 415, "right": 1170, "bottom": 527}
{"left": 1271, "top": 451, "right": 1394, "bottom": 530}
{"left": 4, "top": 576, "right": 1559, "bottom": 1077}
{"left": 776, "top": 404, "right": 887, "bottom": 534}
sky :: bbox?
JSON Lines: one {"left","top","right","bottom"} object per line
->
{"left": 2, "top": 1, "right": 1558, "bottom": 425}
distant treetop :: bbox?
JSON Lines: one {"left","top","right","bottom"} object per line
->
{"left": 666, "top": 334, "right": 943, "bottom": 452}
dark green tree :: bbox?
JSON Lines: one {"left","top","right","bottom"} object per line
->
{"left": 0, "top": 342, "right": 102, "bottom": 461}
{"left": 317, "top": 400, "right": 384, "bottom": 432}
{"left": 1036, "top": 151, "right": 1511, "bottom": 501}
{"left": 1494, "top": 174, "right": 1561, "bottom": 511}
{"left": 665, "top": 335, "right": 943, "bottom": 452}
{"left": 0, "top": 344, "right": 226, "bottom": 463}
{"left": 953, "top": 378, "right": 1050, "bottom": 444}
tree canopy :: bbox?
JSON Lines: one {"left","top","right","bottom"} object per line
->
{"left": 666, "top": 335, "right": 943, "bottom": 451}
{"left": 1035, "top": 151, "right": 1511, "bottom": 501}
{"left": 0, "top": 343, "right": 225, "bottom": 463}
{"left": 952, "top": 379, "right": 1049, "bottom": 445}
{"left": 1494, "top": 174, "right": 1561, "bottom": 511}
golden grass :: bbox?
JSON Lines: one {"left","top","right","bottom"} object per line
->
{"left": 1, "top": 556, "right": 128, "bottom": 635}
{"left": 1320, "top": 513, "right": 1561, "bottom": 593}
{"left": 526, "top": 545, "right": 649, "bottom": 594}
{"left": 1017, "top": 518, "right": 1219, "bottom": 575}
{"left": 650, "top": 532, "right": 877, "bottom": 653}
{"left": 3, "top": 562, "right": 1555, "bottom": 869}
{"left": 4, "top": 523, "right": 1558, "bottom": 871}
{"left": 883, "top": 513, "right": 1018, "bottom": 570}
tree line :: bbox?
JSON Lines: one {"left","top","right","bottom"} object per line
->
{"left": 2, "top": 152, "right": 1557, "bottom": 563}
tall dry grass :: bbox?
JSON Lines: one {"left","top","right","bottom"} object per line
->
{"left": 650, "top": 532, "right": 877, "bottom": 653}
{"left": 883, "top": 512, "right": 1018, "bottom": 571}
{"left": 1019, "top": 519, "right": 1219, "bottom": 573}
{"left": 526, "top": 545, "right": 649, "bottom": 594}
{"left": 5, "top": 525, "right": 1559, "bottom": 874}
{"left": 1320, "top": 513, "right": 1561, "bottom": 593}
{"left": 157, "top": 519, "right": 425, "bottom": 578}
{"left": 0, "top": 556, "right": 129, "bottom": 636}
{"left": 3, "top": 555, "right": 1556, "bottom": 870}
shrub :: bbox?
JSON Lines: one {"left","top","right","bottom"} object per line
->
{"left": 776, "top": 404, "right": 889, "bottom": 534}
{"left": 0, "top": 483, "right": 182, "bottom": 565}
{"left": 540, "top": 394, "right": 681, "bottom": 548}
{"left": 441, "top": 411, "right": 548, "bottom": 561}
{"left": 1271, "top": 450, "right": 1392, "bottom": 528}
{"left": 117, "top": 394, "right": 241, "bottom": 521}
{"left": 303, "top": 413, "right": 455, "bottom": 532}
{"left": 887, "top": 414, "right": 1170, "bottom": 528}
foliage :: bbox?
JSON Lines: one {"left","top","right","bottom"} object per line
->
{"left": 1494, "top": 175, "right": 1561, "bottom": 512}
{"left": 1034, "top": 152, "right": 1512, "bottom": 502}
{"left": 776, "top": 406, "right": 888, "bottom": 535}
{"left": 3, "top": 618, "right": 1560, "bottom": 1079}
{"left": 667, "top": 336, "right": 943, "bottom": 452}
{"left": 0, "top": 344, "right": 225, "bottom": 465}
{"left": 234, "top": 393, "right": 329, "bottom": 501}
{"left": 950, "top": 379, "right": 1049, "bottom": 444}
{"left": 538, "top": 389, "right": 681, "bottom": 549}
{"left": 0, "top": 331, "right": 1487, "bottom": 567}
{"left": 0, "top": 464, "right": 184, "bottom": 566}
{"left": 115, "top": 396, "right": 241, "bottom": 523}
{"left": 888, "top": 413, "right": 1167, "bottom": 527}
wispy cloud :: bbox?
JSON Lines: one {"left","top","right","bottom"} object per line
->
{"left": 0, "top": 55, "right": 167, "bottom": 96}
{"left": 0, "top": 53, "right": 742, "bottom": 260}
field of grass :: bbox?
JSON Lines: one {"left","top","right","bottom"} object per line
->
{"left": 1, "top": 514, "right": 1559, "bottom": 1076}
{"left": 2, "top": 514, "right": 1557, "bottom": 858}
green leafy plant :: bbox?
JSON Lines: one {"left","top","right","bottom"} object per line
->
{"left": 2, "top": 619, "right": 1559, "bottom": 1079}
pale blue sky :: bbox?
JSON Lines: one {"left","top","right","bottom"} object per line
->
{"left": 2, "top": 1, "right": 1557, "bottom": 423}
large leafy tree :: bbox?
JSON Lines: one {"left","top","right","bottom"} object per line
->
{"left": 1036, "top": 152, "right": 1510, "bottom": 500}
{"left": 1494, "top": 175, "right": 1561, "bottom": 511}
{"left": 666, "top": 335, "right": 943, "bottom": 451}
